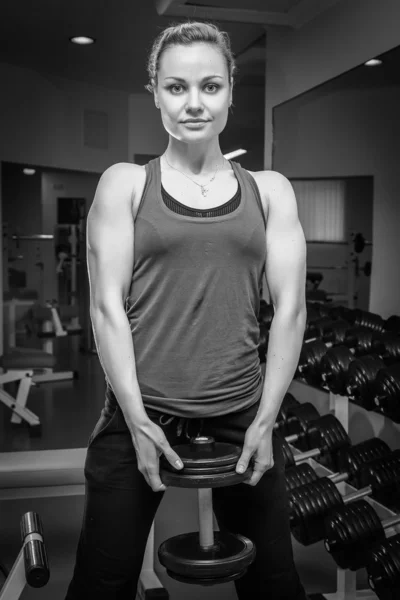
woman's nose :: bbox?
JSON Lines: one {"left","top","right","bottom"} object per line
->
{"left": 186, "top": 89, "right": 203, "bottom": 112}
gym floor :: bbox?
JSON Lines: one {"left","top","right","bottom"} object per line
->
{"left": 0, "top": 337, "right": 371, "bottom": 599}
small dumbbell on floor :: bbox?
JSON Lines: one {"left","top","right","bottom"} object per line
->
{"left": 324, "top": 500, "right": 400, "bottom": 572}
{"left": 284, "top": 437, "right": 391, "bottom": 493}
{"left": 288, "top": 452, "right": 400, "bottom": 546}
{"left": 158, "top": 436, "right": 256, "bottom": 586}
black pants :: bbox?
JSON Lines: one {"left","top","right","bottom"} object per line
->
{"left": 65, "top": 399, "right": 307, "bottom": 600}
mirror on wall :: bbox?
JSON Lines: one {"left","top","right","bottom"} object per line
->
{"left": 272, "top": 45, "right": 400, "bottom": 312}
{"left": 1, "top": 161, "right": 100, "bottom": 354}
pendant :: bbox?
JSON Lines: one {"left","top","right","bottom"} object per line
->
{"left": 201, "top": 186, "right": 208, "bottom": 197}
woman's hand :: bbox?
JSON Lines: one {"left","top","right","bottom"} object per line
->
{"left": 236, "top": 420, "right": 274, "bottom": 486}
{"left": 130, "top": 419, "right": 183, "bottom": 492}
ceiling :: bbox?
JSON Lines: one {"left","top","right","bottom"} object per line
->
{"left": 291, "top": 44, "right": 400, "bottom": 103}
{"left": 0, "top": 0, "right": 342, "bottom": 94}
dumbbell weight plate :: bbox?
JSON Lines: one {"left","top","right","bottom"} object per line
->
{"left": 305, "top": 414, "right": 351, "bottom": 471}
{"left": 285, "top": 463, "right": 319, "bottom": 493}
{"left": 367, "top": 534, "right": 400, "bottom": 599}
{"left": 285, "top": 402, "right": 320, "bottom": 451}
{"left": 347, "top": 354, "right": 386, "bottom": 410}
{"left": 320, "top": 345, "right": 354, "bottom": 395}
{"left": 158, "top": 530, "right": 256, "bottom": 585}
{"left": 164, "top": 438, "right": 241, "bottom": 469}
{"left": 275, "top": 393, "right": 300, "bottom": 436}
{"left": 289, "top": 477, "right": 344, "bottom": 545}
{"left": 358, "top": 451, "right": 400, "bottom": 510}
{"left": 336, "top": 438, "right": 391, "bottom": 488}
{"left": 324, "top": 499, "right": 385, "bottom": 571}
{"left": 160, "top": 437, "right": 252, "bottom": 488}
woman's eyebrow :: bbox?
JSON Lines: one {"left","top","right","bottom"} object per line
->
{"left": 163, "top": 75, "right": 224, "bottom": 82}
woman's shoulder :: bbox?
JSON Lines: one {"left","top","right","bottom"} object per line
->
{"left": 246, "top": 169, "right": 289, "bottom": 191}
{"left": 100, "top": 161, "right": 146, "bottom": 182}
{"left": 98, "top": 162, "right": 147, "bottom": 198}
{"left": 245, "top": 169, "right": 297, "bottom": 222}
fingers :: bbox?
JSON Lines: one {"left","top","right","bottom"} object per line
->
{"left": 160, "top": 440, "right": 184, "bottom": 471}
{"left": 244, "top": 459, "right": 274, "bottom": 486}
{"left": 236, "top": 440, "right": 274, "bottom": 486}
{"left": 147, "top": 466, "right": 167, "bottom": 493}
{"left": 141, "top": 438, "right": 184, "bottom": 493}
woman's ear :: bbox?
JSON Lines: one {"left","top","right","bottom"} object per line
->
{"left": 154, "top": 92, "right": 160, "bottom": 109}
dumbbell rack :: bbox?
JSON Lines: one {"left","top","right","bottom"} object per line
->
{"left": 290, "top": 381, "right": 400, "bottom": 600}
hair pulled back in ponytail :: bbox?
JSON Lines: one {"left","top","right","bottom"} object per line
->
{"left": 145, "top": 21, "right": 237, "bottom": 93}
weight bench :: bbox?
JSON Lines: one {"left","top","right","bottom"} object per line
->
{"left": 0, "top": 448, "right": 166, "bottom": 599}
{"left": 0, "top": 349, "right": 57, "bottom": 435}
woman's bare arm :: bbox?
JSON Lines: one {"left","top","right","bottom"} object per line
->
{"left": 87, "top": 162, "right": 184, "bottom": 490}
{"left": 87, "top": 162, "right": 148, "bottom": 427}
{"left": 255, "top": 170, "right": 307, "bottom": 425}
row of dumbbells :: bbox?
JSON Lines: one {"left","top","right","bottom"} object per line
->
{"left": 275, "top": 394, "right": 399, "bottom": 599}
{"left": 259, "top": 301, "right": 400, "bottom": 423}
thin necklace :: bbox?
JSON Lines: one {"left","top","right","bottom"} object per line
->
{"left": 163, "top": 154, "right": 224, "bottom": 197}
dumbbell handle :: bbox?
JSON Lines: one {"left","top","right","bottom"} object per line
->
{"left": 382, "top": 514, "right": 400, "bottom": 530}
{"left": 342, "top": 485, "right": 373, "bottom": 504}
{"left": 285, "top": 431, "right": 322, "bottom": 459}
{"left": 329, "top": 472, "right": 349, "bottom": 484}
{"left": 292, "top": 447, "right": 321, "bottom": 462}
{"left": 198, "top": 488, "right": 215, "bottom": 549}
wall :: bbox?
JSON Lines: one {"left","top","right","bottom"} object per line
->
{"left": 274, "top": 85, "right": 400, "bottom": 318}
{"left": 0, "top": 62, "right": 130, "bottom": 172}
{"left": 0, "top": 61, "right": 132, "bottom": 355}
{"left": 264, "top": 0, "right": 400, "bottom": 168}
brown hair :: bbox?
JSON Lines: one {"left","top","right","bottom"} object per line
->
{"left": 145, "top": 21, "right": 237, "bottom": 93}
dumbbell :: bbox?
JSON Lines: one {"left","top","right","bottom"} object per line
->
{"left": 284, "top": 437, "right": 392, "bottom": 493}
{"left": 273, "top": 393, "right": 300, "bottom": 436}
{"left": 357, "top": 451, "right": 400, "bottom": 511}
{"left": 319, "top": 331, "right": 387, "bottom": 395}
{"left": 320, "top": 333, "right": 400, "bottom": 400}
{"left": 159, "top": 436, "right": 256, "bottom": 586}
{"left": 366, "top": 534, "right": 400, "bottom": 599}
{"left": 288, "top": 451, "right": 400, "bottom": 546}
{"left": 324, "top": 499, "right": 400, "bottom": 571}
{"left": 297, "top": 326, "right": 373, "bottom": 387}
{"left": 346, "top": 309, "right": 386, "bottom": 333}
{"left": 280, "top": 413, "right": 351, "bottom": 472}
{"left": 374, "top": 362, "right": 400, "bottom": 422}
{"left": 346, "top": 355, "right": 400, "bottom": 413}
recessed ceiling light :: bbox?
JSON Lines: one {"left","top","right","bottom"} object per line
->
{"left": 364, "top": 58, "right": 383, "bottom": 67}
{"left": 70, "top": 36, "right": 95, "bottom": 45}
{"left": 23, "top": 168, "right": 36, "bottom": 175}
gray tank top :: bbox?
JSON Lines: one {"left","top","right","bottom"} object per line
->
{"left": 107, "top": 157, "right": 267, "bottom": 417}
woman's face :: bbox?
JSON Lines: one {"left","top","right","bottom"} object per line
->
{"left": 155, "top": 42, "right": 232, "bottom": 143}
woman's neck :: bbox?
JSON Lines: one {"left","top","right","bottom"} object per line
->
{"left": 163, "top": 140, "right": 226, "bottom": 176}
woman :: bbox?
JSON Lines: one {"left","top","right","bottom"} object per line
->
{"left": 65, "top": 21, "right": 308, "bottom": 600}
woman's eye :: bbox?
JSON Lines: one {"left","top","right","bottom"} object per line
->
{"left": 205, "top": 83, "right": 219, "bottom": 92}
{"left": 170, "top": 84, "right": 183, "bottom": 94}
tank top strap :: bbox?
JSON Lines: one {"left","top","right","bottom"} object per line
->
{"left": 230, "top": 161, "right": 267, "bottom": 231}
